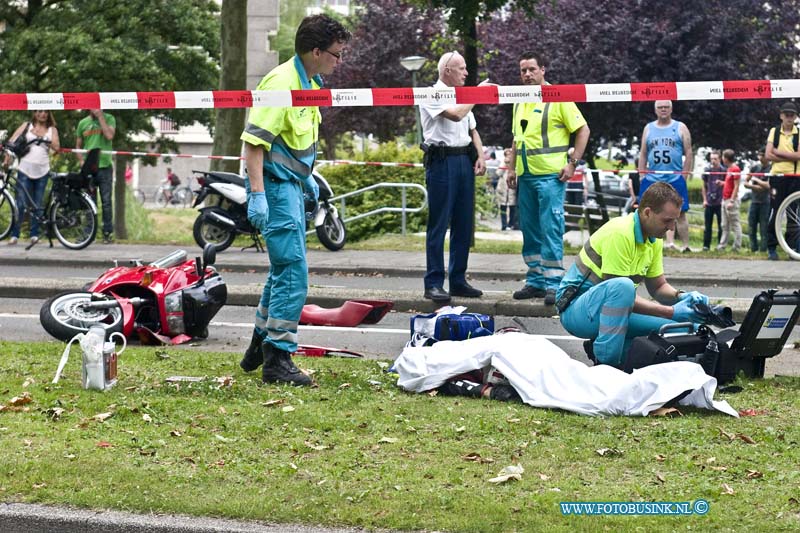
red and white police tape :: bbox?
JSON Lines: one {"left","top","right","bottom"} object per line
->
{"left": 3, "top": 79, "right": 800, "bottom": 111}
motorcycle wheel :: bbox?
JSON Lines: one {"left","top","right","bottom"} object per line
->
{"left": 193, "top": 215, "right": 236, "bottom": 252}
{"left": 40, "top": 291, "right": 124, "bottom": 342}
{"left": 316, "top": 208, "right": 346, "bottom": 251}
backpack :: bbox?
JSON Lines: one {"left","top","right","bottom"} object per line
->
{"left": 408, "top": 311, "right": 494, "bottom": 347}
{"left": 169, "top": 172, "right": 181, "bottom": 186}
{"left": 771, "top": 125, "right": 799, "bottom": 173}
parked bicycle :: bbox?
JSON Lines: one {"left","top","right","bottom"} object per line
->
{"left": 0, "top": 145, "right": 99, "bottom": 250}
{"left": 775, "top": 188, "right": 800, "bottom": 260}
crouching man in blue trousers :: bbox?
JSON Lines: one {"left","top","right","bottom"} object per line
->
{"left": 557, "top": 182, "right": 710, "bottom": 368}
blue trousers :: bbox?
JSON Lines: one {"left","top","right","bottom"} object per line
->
{"left": 92, "top": 166, "right": 114, "bottom": 235}
{"left": 518, "top": 175, "right": 566, "bottom": 291}
{"left": 424, "top": 154, "right": 474, "bottom": 290}
{"left": 748, "top": 201, "right": 770, "bottom": 252}
{"left": 247, "top": 176, "right": 307, "bottom": 353}
{"left": 12, "top": 171, "right": 49, "bottom": 238}
{"left": 560, "top": 277, "right": 675, "bottom": 367}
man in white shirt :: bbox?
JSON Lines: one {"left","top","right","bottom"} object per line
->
{"left": 419, "top": 51, "right": 489, "bottom": 303}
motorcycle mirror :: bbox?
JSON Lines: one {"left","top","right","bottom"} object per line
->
{"left": 195, "top": 256, "right": 204, "bottom": 284}
{"left": 202, "top": 243, "right": 217, "bottom": 268}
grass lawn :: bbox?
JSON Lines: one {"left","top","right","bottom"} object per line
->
{"left": 2, "top": 341, "right": 799, "bottom": 531}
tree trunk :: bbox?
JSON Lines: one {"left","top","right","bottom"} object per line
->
{"left": 465, "top": 20, "right": 478, "bottom": 87}
{"left": 211, "top": 0, "right": 248, "bottom": 174}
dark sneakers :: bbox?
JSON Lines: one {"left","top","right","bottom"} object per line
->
{"left": 424, "top": 286, "right": 451, "bottom": 303}
{"left": 239, "top": 330, "right": 263, "bottom": 372}
{"left": 513, "top": 284, "right": 546, "bottom": 300}
{"left": 544, "top": 289, "right": 556, "bottom": 306}
{"left": 262, "top": 343, "right": 312, "bottom": 386}
{"left": 449, "top": 282, "right": 483, "bottom": 298}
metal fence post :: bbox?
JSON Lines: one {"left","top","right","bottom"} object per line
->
{"left": 401, "top": 187, "right": 407, "bottom": 235}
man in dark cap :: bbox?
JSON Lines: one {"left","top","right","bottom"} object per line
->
{"left": 765, "top": 101, "right": 800, "bottom": 259}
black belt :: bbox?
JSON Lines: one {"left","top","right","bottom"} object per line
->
{"left": 423, "top": 144, "right": 472, "bottom": 156}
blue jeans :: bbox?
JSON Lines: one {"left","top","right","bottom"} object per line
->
{"left": 92, "top": 166, "right": 114, "bottom": 235}
{"left": 12, "top": 171, "right": 50, "bottom": 238}
{"left": 748, "top": 201, "right": 770, "bottom": 252}
{"left": 518, "top": 175, "right": 566, "bottom": 291}
{"left": 424, "top": 154, "right": 475, "bottom": 290}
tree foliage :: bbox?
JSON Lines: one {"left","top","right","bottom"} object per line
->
{"left": 478, "top": 0, "right": 800, "bottom": 157}
{"left": 0, "top": 0, "right": 220, "bottom": 236}
{"left": 269, "top": 0, "right": 314, "bottom": 64}
{"left": 319, "top": 0, "right": 447, "bottom": 153}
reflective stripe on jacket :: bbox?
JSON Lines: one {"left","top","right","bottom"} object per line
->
{"left": 512, "top": 101, "right": 586, "bottom": 175}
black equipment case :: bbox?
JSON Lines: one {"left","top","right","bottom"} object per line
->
{"left": 626, "top": 290, "right": 800, "bottom": 384}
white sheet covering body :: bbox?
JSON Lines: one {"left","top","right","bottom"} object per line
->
{"left": 394, "top": 333, "right": 738, "bottom": 417}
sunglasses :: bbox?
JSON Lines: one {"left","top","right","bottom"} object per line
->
{"left": 322, "top": 48, "right": 343, "bottom": 60}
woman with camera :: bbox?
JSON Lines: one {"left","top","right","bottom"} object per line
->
{"left": 5, "top": 110, "right": 60, "bottom": 245}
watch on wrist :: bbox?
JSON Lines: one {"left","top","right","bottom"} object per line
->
{"left": 568, "top": 158, "right": 579, "bottom": 165}
{"left": 675, "top": 289, "right": 685, "bottom": 300}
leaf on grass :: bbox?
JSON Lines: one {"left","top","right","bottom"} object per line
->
{"left": 710, "top": 466, "right": 728, "bottom": 472}
{"left": 338, "top": 383, "right": 351, "bottom": 389}
{"left": 656, "top": 473, "right": 666, "bottom": 484}
{"left": 32, "top": 482, "right": 46, "bottom": 489}
{"left": 142, "top": 414, "right": 152, "bottom": 423}
{"left": 215, "top": 434, "right": 232, "bottom": 442}
{"left": 305, "top": 440, "right": 329, "bottom": 451}
{"left": 9, "top": 392, "right": 32, "bottom": 406}
{"left": 706, "top": 457, "right": 716, "bottom": 463}
{"left": 461, "top": 453, "right": 493, "bottom": 464}
{"left": 262, "top": 399, "right": 285, "bottom": 407}
{"left": 170, "top": 430, "right": 182, "bottom": 437}
{"left": 455, "top": 426, "right": 466, "bottom": 433}
{"left": 138, "top": 448, "right": 156, "bottom": 456}
{"left": 738, "top": 408, "right": 769, "bottom": 417}
{"left": 96, "top": 441, "right": 112, "bottom": 448}
{"left": 282, "top": 406, "right": 295, "bottom": 413}
{"left": 745, "top": 469, "right": 763, "bottom": 479}
{"left": 46, "top": 407, "right": 65, "bottom": 420}
{"left": 22, "top": 378, "right": 35, "bottom": 388}
{"left": 215, "top": 376, "right": 234, "bottom": 388}
{"left": 718, "top": 427, "right": 735, "bottom": 441}
{"left": 596, "top": 448, "right": 623, "bottom": 457}
{"left": 737, "top": 434, "right": 757, "bottom": 445}
{"left": 379, "top": 437, "right": 398, "bottom": 444}
{"left": 426, "top": 389, "right": 438, "bottom": 397}
{"left": 655, "top": 454, "right": 666, "bottom": 462}
{"left": 488, "top": 464, "right": 524, "bottom": 484}
{"left": 649, "top": 407, "right": 682, "bottom": 417}
{"left": 539, "top": 473, "right": 550, "bottom": 481}
{"left": 155, "top": 350, "right": 170, "bottom": 360}
{"left": 92, "top": 412, "right": 113, "bottom": 422}
{"left": 506, "top": 418, "right": 521, "bottom": 424}
{"left": 722, "top": 483, "right": 735, "bottom": 495}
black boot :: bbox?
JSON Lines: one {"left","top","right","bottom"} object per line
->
{"left": 262, "top": 343, "right": 312, "bottom": 386}
{"left": 240, "top": 330, "right": 263, "bottom": 372}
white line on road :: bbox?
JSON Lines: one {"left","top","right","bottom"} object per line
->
{"left": 1, "top": 314, "right": 581, "bottom": 342}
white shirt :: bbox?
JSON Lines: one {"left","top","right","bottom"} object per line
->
{"left": 419, "top": 80, "right": 476, "bottom": 148}
{"left": 19, "top": 126, "right": 53, "bottom": 180}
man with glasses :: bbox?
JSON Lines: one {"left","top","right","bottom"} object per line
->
{"left": 509, "top": 51, "right": 590, "bottom": 305}
{"left": 766, "top": 101, "right": 800, "bottom": 259}
{"left": 239, "top": 14, "right": 351, "bottom": 386}
{"left": 419, "top": 51, "right": 491, "bottom": 303}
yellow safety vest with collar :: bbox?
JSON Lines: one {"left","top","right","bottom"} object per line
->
{"left": 512, "top": 101, "right": 586, "bottom": 176}
{"left": 240, "top": 55, "right": 322, "bottom": 181}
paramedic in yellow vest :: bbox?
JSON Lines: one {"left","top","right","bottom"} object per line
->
{"left": 508, "top": 51, "right": 590, "bottom": 306}
{"left": 765, "top": 101, "right": 800, "bottom": 260}
{"left": 239, "top": 14, "right": 351, "bottom": 386}
{"left": 557, "top": 182, "right": 710, "bottom": 368}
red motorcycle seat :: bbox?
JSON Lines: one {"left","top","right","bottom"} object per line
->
{"left": 300, "top": 299, "right": 393, "bottom": 327}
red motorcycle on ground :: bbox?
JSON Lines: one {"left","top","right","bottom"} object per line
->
{"left": 40, "top": 246, "right": 227, "bottom": 344}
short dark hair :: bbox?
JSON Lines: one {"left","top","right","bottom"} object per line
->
{"left": 519, "top": 51, "right": 548, "bottom": 68}
{"left": 639, "top": 182, "right": 682, "bottom": 213}
{"left": 722, "top": 148, "right": 735, "bottom": 163}
{"left": 295, "top": 14, "right": 351, "bottom": 55}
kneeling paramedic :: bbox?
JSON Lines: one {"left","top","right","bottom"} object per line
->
{"left": 557, "top": 181, "right": 710, "bottom": 368}
{"left": 238, "top": 14, "right": 351, "bottom": 386}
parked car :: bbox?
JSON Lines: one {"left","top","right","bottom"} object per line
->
{"left": 585, "top": 170, "right": 631, "bottom": 210}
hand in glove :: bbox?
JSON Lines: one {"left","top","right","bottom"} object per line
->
{"left": 679, "top": 290, "right": 709, "bottom": 306}
{"left": 247, "top": 192, "right": 268, "bottom": 232}
{"left": 672, "top": 297, "right": 704, "bottom": 324}
{"left": 302, "top": 175, "right": 319, "bottom": 202}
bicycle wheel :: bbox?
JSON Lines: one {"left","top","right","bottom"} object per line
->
{"left": 0, "top": 188, "right": 18, "bottom": 240}
{"left": 775, "top": 190, "right": 800, "bottom": 260}
{"left": 155, "top": 188, "right": 169, "bottom": 208}
{"left": 133, "top": 188, "right": 146, "bottom": 205}
{"left": 49, "top": 192, "right": 97, "bottom": 250}
{"left": 175, "top": 186, "right": 193, "bottom": 208}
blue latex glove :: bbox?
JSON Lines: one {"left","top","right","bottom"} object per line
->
{"left": 247, "top": 192, "right": 268, "bottom": 232}
{"left": 672, "top": 298, "right": 704, "bottom": 324}
{"left": 679, "top": 290, "right": 709, "bottom": 306}
{"left": 302, "top": 175, "right": 319, "bottom": 202}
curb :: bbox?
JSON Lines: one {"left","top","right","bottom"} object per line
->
{"left": 1, "top": 278, "right": 756, "bottom": 321}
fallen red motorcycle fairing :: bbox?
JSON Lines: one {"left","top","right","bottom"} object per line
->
{"left": 299, "top": 299, "right": 393, "bottom": 327}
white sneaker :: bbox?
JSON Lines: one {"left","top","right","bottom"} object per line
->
{"left": 30, "top": 236, "right": 39, "bottom": 245}
{"left": 8, "top": 236, "right": 17, "bottom": 245}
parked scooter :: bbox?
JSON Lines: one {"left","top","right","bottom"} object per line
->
{"left": 40, "top": 246, "right": 227, "bottom": 344}
{"left": 191, "top": 169, "right": 346, "bottom": 252}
